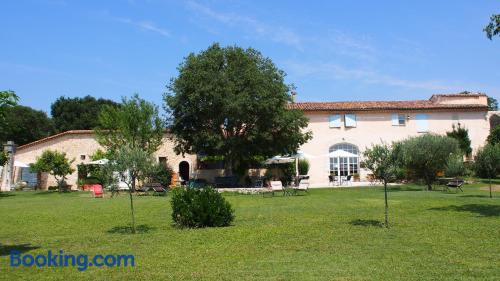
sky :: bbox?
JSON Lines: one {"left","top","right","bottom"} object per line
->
{"left": 1, "top": 0, "right": 499, "bottom": 114}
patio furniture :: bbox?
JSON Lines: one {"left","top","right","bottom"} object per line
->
{"left": 445, "top": 178, "right": 464, "bottom": 193}
{"left": 344, "top": 175, "right": 353, "bottom": 186}
{"left": 263, "top": 181, "right": 285, "bottom": 197}
{"left": 141, "top": 182, "right": 167, "bottom": 196}
{"left": 292, "top": 179, "right": 309, "bottom": 194}
{"left": 91, "top": 184, "right": 103, "bottom": 198}
{"left": 328, "top": 175, "right": 335, "bottom": 186}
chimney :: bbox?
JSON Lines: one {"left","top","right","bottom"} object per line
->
{"left": 291, "top": 91, "right": 297, "bottom": 103}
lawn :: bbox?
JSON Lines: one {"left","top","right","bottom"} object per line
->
{"left": 1, "top": 183, "right": 499, "bottom": 280}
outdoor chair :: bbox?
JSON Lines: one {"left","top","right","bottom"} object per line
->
{"left": 292, "top": 179, "right": 309, "bottom": 194}
{"left": 91, "top": 184, "right": 103, "bottom": 198}
{"left": 263, "top": 181, "right": 284, "bottom": 197}
{"left": 328, "top": 175, "right": 335, "bottom": 186}
{"left": 344, "top": 175, "right": 353, "bottom": 186}
{"left": 142, "top": 182, "right": 167, "bottom": 196}
{"left": 445, "top": 178, "right": 464, "bottom": 193}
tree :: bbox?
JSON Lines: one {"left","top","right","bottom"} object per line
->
{"left": 397, "top": 134, "right": 460, "bottom": 190}
{"left": 446, "top": 124, "right": 472, "bottom": 157}
{"left": 112, "top": 146, "right": 154, "bottom": 234}
{"left": 95, "top": 94, "right": 164, "bottom": 156}
{"left": 487, "top": 125, "right": 500, "bottom": 146}
{"left": 51, "top": 95, "right": 119, "bottom": 132}
{"left": 0, "top": 151, "right": 7, "bottom": 166}
{"left": 474, "top": 144, "right": 500, "bottom": 198}
{"left": 30, "top": 150, "right": 75, "bottom": 191}
{"left": 363, "top": 143, "right": 399, "bottom": 227}
{"left": 0, "top": 90, "right": 19, "bottom": 120}
{"left": 0, "top": 105, "right": 54, "bottom": 145}
{"left": 165, "top": 43, "right": 311, "bottom": 176}
{"left": 484, "top": 14, "right": 500, "bottom": 40}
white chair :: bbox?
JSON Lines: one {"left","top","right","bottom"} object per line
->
{"left": 294, "top": 179, "right": 309, "bottom": 194}
{"left": 269, "top": 181, "right": 284, "bottom": 196}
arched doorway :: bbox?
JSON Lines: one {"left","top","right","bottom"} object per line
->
{"left": 329, "top": 143, "right": 359, "bottom": 176}
{"left": 179, "top": 161, "right": 190, "bottom": 182}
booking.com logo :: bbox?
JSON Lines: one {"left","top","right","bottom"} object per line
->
{"left": 10, "top": 250, "right": 135, "bottom": 271}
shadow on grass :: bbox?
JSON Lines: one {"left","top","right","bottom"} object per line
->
{"left": 349, "top": 219, "right": 384, "bottom": 227}
{"left": 0, "top": 193, "right": 15, "bottom": 198}
{"left": 0, "top": 244, "right": 40, "bottom": 256}
{"left": 429, "top": 204, "right": 500, "bottom": 217}
{"left": 386, "top": 186, "right": 424, "bottom": 192}
{"left": 459, "top": 195, "right": 491, "bottom": 198}
{"left": 107, "top": 224, "right": 156, "bottom": 234}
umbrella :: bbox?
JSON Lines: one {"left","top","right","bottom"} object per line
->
{"left": 87, "top": 158, "right": 109, "bottom": 165}
{"left": 328, "top": 149, "right": 358, "bottom": 158}
{"left": 263, "top": 156, "right": 295, "bottom": 165}
{"left": 14, "top": 161, "right": 29, "bottom": 168}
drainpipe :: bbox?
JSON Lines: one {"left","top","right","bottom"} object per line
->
{"left": 1, "top": 141, "right": 16, "bottom": 192}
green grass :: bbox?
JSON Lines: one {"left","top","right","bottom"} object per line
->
{"left": 1, "top": 183, "right": 499, "bottom": 280}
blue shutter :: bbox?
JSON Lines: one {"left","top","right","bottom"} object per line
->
{"left": 392, "top": 114, "right": 399, "bottom": 126}
{"left": 345, "top": 114, "right": 356, "bottom": 127}
{"left": 416, "top": 114, "right": 428, "bottom": 132}
{"left": 329, "top": 114, "right": 341, "bottom": 128}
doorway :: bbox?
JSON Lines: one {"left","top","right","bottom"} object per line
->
{"left": 179, "top": 161, "right": 190, "bottom": 182}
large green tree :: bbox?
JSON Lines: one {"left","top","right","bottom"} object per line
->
{"left": 165, "top": 43, "right": 311, "bottom": 175}
{"left": 397, "top": 134, "right": 460, "bottom": 190}
{"left": 474, "top": 144, "right": 500, "bottom": 198}
{"left": 0, "top": 105, "right": 54, "bottom": 145}
{"left": 363, "top": 143, "right": 400, "bottom": 227}
{"left": 95, "top": 94, "right": 164, "bottom": 155}
{"left": 0, "top": 90, "right": 19, "bottom": 165}
{"left": 484, "top": 14, "right": 500, "bottom": 40}
{"left": 51, "top": 95, "right": 119, "bottom": 132}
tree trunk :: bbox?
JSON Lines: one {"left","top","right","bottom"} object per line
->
{"left": 129, "top": 176, "right": 136, "bottom": 234}
{"left": 224, "top": 156, "right": 233, "bottom": 176}
{"left": 425, "top": 174, "right": 432, "bottom": 191}
{"left": 489, "top": 177, "right": 492, "bottom": 199}
{"left": 384, "top": 180, "right": 389, "bottom": 228}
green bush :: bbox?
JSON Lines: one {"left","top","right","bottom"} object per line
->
{"left": 298, "top": 159, "right": 310, "bottom": 175}
{"left": 171, "top": 187, "right": 234, "bottom": 228}
{"left": 445, "top": 154, "right": 466, "bottom": 177}
{"left": 146, "top": 163, "right": 174, "bottom": 187}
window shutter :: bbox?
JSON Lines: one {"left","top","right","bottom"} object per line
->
{"left": 416, "top": 114, "right": 428, "bottom": 132}
{"left": 345, "top": 114, "right": 356, "bottom": 127}
{"left": 329, "top": 114, "right": 341, "bottom": 128}
{"left": 392, "top": 114, "right": 399, "bottom": 126}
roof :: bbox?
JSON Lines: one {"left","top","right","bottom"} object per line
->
{"left": 288, "top": 94, "right": 489, "bottom": 112}
{"left": 17, "top": 130, "right": 94, "bottom": 151}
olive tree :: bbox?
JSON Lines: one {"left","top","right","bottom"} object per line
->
{"left": 363, "top": 143, "right": 399, "bottom": 227}
{"left": 474, "top": 144, "right": 500, "bottom": 198}
{"left": 397, "top": 134, "right": 460, "bottom": 190}
{"left": 112, "top": 145, "right": 155, "bottom": 234}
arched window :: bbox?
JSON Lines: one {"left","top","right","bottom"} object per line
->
{"left": 329, "top": 143, "right": 359, "bottom": 177}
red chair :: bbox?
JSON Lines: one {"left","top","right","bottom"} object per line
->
{"left": 91, "top": 184, "right": 103, "bottom": 198}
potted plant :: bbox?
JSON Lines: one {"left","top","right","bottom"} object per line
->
{"left": 352, "top": 173, "right": 360, "bottom": 182}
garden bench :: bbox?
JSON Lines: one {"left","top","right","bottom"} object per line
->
{"left": 445, "top": 179, "right": 464, "bottom": 193}
{"left": 142, "top": 183, "right": 167, "bottom": 196}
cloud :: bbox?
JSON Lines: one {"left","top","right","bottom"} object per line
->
{"left": 114, "top": 17, "right": 170, "bottom": 37}
{"left": 284, "top": 60, "right": 457, "bottom": 91}
{"left": 186, "top": 1, "right": 303, "bottom": 50}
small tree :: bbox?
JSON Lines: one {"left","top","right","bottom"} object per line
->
{"left": 30, "top": 150, "right": 75, "bottom": 191}
{"left": 474, "top": 144, "right": 500, "bottom": 198}
{"left": 445, "top": 153, "right": 467, "bottom": 178}
{"left": 363, "top": 143, "right": 399, "bottom": 227}
{"left": 446, "top": 124, "right": 472, "bottom": 157}
{"left": 113, "top": 146, "right": 154, "bottom": 234}
{"left": 487, "top": 125, "right": 500, "bottom": 146}
{"left": 397, "top": 134, "right": 460, "bottom": 190}
{"left": 96, "top": 94, "right": 164, "bottom": 156}
{"left": 298, "top": 159, "right": 310, "bottom": 175}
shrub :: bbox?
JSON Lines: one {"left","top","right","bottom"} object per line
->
{"left": 445, "top": 154, "right": 466, "bottom": 177}
{"left": 146, "top": 163, "right": 174, "bottom": 187}
{"left": 298, "top": 159, "right": 310, "bottom": 175}
{"left": 171, "top": 187, "right": 234, "bottom": 228}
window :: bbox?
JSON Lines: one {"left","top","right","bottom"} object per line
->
{"left": 345, "top": 114, "right": 357, "bottom": 127}
{"left": 158, "top": 157, "right": 167, "bottom": 167}
{"left": 329, "top": 143, "right": 359, "bottom": 176}
{"left": 329, "top": 114, "right": 341, "bottom": 128}
{"left": 416, "top": 113, "right": 429, "bottom": 132}
{"left": 392, "top": 114, "right": 406, "bottom": 126}
{"left": 80, "top": 155, "right": 86, "bottom": 160}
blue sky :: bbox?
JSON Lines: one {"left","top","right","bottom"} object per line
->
{"left": 1, "top": 0, "right": 499, "bottom": 114}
